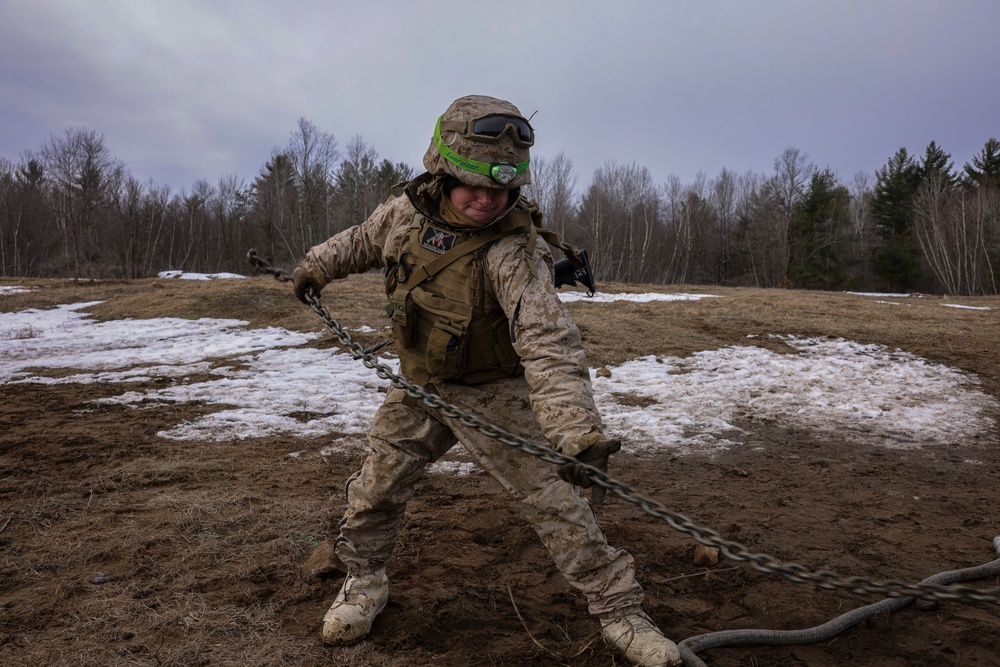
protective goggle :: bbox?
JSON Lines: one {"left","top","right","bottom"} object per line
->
{"left": 434, "top": 115, "right": 530, "bottom": 185}
{"left": 438, "top": 113, "right": 534, "bottom": 148}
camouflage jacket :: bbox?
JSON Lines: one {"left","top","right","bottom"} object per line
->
{"left": 298, "top": 175, "right": 605, "bottom": 456}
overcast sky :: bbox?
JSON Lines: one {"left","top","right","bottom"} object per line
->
{"left": 2, "top": 0, "right": 998, "bottom": 194}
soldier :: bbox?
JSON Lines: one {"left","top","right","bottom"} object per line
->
{"left": 293, "top": 95, "right": 681, "bottom": 667}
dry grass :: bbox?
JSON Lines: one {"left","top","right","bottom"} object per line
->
{"left": 1, "top": 274, "right": 999, "bottom": 667}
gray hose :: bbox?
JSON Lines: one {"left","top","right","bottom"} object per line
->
{"left": 678, "top": 537, "right": 1000, "bottom": 667}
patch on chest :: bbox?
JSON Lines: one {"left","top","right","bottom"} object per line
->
{"left": 420, "top": 227, "right": 458, "bottom": 254}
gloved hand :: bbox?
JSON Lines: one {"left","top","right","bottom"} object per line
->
{"left": 557, "top": 438, "right": 621, "bottom": 504}
{"left": 292, "top": 265, "right": 326, "bottom": 304}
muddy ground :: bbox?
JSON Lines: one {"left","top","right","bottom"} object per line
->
{"left": 1, "top": 275, "right": 999, "bottom": 666}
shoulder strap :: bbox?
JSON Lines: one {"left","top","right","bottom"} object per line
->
{"left": 401, "top": 200, "right": 586, "bottom": 290}
{"left": 521, "top": 206, "right": 588, "bottom": 271}
{"left": 404, "top": 226, "right": 507, "bottom": 287}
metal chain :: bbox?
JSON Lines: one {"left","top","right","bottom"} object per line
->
{"left": 248, "top": 251, "right": 1000, "bottom": 605}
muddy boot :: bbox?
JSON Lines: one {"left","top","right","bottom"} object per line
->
{"left": 600, "top": 609, "right": 681, "bottom": 667}
{"left": 321, "top": 568, "right": 388, "bottom": 645}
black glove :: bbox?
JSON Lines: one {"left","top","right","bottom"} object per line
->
{"left": 557, "top": 438, "right": 621, "bottom": 504}
{"left": 292, "top": 266, "right": 325, "bottom": 305}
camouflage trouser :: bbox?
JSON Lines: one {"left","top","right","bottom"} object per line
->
{"left": 334, "top": 377, "right": 644, "bottom": 616}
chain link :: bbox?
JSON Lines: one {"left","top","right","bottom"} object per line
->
{"left": 249, "top": 251, "right": 1000, "bottom": 605}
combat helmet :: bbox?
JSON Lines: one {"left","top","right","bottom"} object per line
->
{"left": 423, "top": 95, "right": 533, "bottom": 189}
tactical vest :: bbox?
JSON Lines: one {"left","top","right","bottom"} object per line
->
{"left": 386, "top": 204, "right": 541, "bottom": 385}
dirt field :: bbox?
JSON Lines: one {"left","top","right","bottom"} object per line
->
{"left": 2, "top": 274, "right": 999, "bottom": 667}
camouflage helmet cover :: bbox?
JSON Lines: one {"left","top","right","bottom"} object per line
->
{"left": 423, "top": 95, "right": 532, "bottom": 189}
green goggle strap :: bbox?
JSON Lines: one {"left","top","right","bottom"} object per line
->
{"left": 434, "top": 115, "right": 529, "bottom": 183}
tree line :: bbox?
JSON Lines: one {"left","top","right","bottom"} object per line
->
{"left": 0, "top": 119, "right": 412, "bottom": 282}
{"left": 532, "top": 140, "right": 1000, "bottom": 295}
{"left": 1, "top": 119, "right": 998, "bottom": 295}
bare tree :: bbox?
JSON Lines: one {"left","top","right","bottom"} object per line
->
{"left": 138, "top": 180, "right": 171, "bottom": 277}
{"left": 576, "top": 160, "right": 664, "bottom": 284}
{"left": 524, "top": 152, "right": 578, "bottom": 240}
{"left": 209, "top": 173, "right": 248, "bottom": 270}
{"left": 166, "top": 179, "right": 212, "bottom": 271}
{"left": 847, "top": 170, "right": 874, "bottom": 280}
{"left": 287, "top": 118, "right": 339, "bottom": 245}
{"left": 110, "top": 174, "right": 144, "bottom": 278}
{"left": 914, "top": 175, "right": 995, "bottom": 295}
{"left": 0, "top": 158, "right": 14, "bottom": 275}
{"left": 707, "top": 168, "right": 740, "bottom": 283}
{"left": 250, "top": 152, "right": 297, "bottom": 262}
{"left": 35, "top": 127, "right": 126, "bottom": 276}
{"left": 736, "top": 176, "right": 786, "bottom": 287}
{"left": 768, "top": 147, "right": 815, "bottom": 282}
{"left": 969, "top": 182, "right": 1000, "bottom": 294}
{"left": 658, "top": 174, "right": 691, "bottom": 283}
{"left": 772, "top": 147, "right": 815, "bottom": 218}
{"left": 333, "top": 136, "right": 380, "bottom": 231}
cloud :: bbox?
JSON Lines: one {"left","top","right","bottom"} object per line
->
{"left": 2, "top": 1, "right": 999, "bottom": 190}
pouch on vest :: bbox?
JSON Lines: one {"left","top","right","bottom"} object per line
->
{"left": 411, "top": 288, "right": 474, "bottom": 380}
{"left": 474, "top": 307, "right": 522, "bottom": 377}
{"left": 388, "top": 290, "right": 415, "bottom": 349}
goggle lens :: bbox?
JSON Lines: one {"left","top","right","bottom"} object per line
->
{"left": 471, "top": 115, "right": 534, "bottom": 145}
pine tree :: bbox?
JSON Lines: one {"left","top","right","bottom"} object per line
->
{"left": 787, "top": 169, "right": 852, "bottom": 289}
{"left": 871, "top": 147, "right": 923, "bottom": 290}
{"left": 919, "top": 141, "right": 957, "bottom": 187}
{"left": 963, "top": 138, "right": 1000, "bottom": 186}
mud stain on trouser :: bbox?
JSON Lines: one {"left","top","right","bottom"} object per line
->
{"left": 334, "top": 379, "right": 644, "bottom": 615}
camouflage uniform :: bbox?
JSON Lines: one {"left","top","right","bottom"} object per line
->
{"left": 298, "top": 186, "right": 646, "bottom": 616}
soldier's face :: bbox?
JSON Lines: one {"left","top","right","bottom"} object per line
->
{"left": 447, "top": 184, "right": 510, "bottom": 223}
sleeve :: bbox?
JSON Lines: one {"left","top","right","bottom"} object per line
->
{"left": 298, "top": 196, "right": 409, "bottom": 281}
{"left": 484, "top": 233, "right": 606, "bottom": 457}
